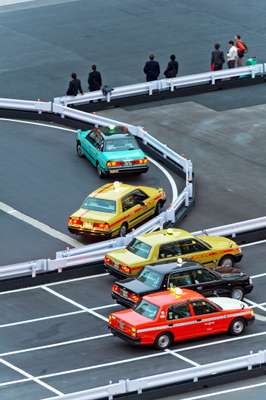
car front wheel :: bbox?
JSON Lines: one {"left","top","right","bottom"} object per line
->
{"left": 229, "top": 318, "right": 246, "bottom": 336}
{"left": 119, "top": 223, "right": 128, "bottom": 237}
{"left": 154, "top": 332, "right": 172, "bottom": 350}
{"left": 231, "top": 287, "right": 244, "bottom": 301}
{"left": 76, "top": 142, "right": 84, "bottom": 157}
{"left": 219, "top": 255, "right": 234, "bottom": 269}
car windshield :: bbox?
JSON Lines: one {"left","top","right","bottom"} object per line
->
{"left": 82, "top": 197, "right": 116, "bottom": 213}
{"left": 126, "top": 239, "right": 151, "bottom": 259}
{"left": 104, "top": 137, "right": 138, "bottom": 151}
{"left": 134, "top": 300, "right": 159, "bottom": 320}
{"left": 137, "top": 268, "right": 162, "bottom": 289}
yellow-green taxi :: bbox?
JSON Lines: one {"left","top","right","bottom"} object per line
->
{"left": 104, "top": 228, "right": 242, "bottom": 277}
{"left": 68, "top": 182, "right": 166, "bottom": 238}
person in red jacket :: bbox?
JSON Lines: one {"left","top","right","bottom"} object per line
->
{"left": 235, "top": 35, "right": 248, "bottom": 66}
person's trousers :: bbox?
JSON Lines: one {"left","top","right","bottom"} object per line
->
{"left": 227, "top": 60, "right": 236, "bottom": 68}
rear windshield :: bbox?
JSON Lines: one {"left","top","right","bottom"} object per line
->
{"left": 104, "top": 137, "right": 138, "bottom": 152}
{"left": 127, "top": 239, "right": 151, "bottom": 259}
{"left": 138, "top": 268, "right": 162, "bottom": 289}
{"left": 82, "top": 197, "right": 116, "bottom": 213}
{"left": 134, "top": 300, "right": 159, "bottom": 320}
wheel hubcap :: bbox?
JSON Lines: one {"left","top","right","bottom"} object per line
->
{"left": 232, "top": 289, "right": 243, "bottom": 300}
{"left": 120, "top": 225, "right": 127, "bottom": 237}
{"left": 158, "top": 335, "right": 169, "bottom": 348}
{"left": 77, "top": 145, "right": 82, "bottom": 156}
{"left": 233, "top": 321, "right": 243, "bottom": 334}
{"left": 222, "top": 258, "right": 233, "bottom": 268}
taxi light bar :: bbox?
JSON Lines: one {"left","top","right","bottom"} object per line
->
{"left": 93, "top": 222, "right": 110, "bottom": 230}
{"left": 107, "top": 161, "right": 124, "bottom": 167}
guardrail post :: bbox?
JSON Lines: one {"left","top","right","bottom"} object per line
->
{"left": 185, "top": 190, "right": 189, "bottom": 206}
{"left": 211, "top": 73, "right": 215, "bottom": 85}
{"left": 149, "top": 84, "right": 153, "bottom": 95}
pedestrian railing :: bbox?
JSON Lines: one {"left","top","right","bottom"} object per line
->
{"left": 53, "top": 64, "right": 264, "bottom": 107}
{"left": 0, "top": 98, "right": 52, "bottom": 113}
{"left": 43, "top": 350, "right": 266, "bottom": 399}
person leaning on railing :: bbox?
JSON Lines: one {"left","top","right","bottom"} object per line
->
{"left": 66, "top": 72, "right": 83, "bottom": 96}
{"left": 227, "top": 40, "right": 238, "bottom": 68}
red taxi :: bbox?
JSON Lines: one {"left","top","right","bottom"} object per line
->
{"left": 108, "top": 288, "right": 254, "bottom": 349}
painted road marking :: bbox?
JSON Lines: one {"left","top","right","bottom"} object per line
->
{"left": 164, "top": 348, "right": 200, "bottom": 367}
{"left": 0, "top": 201, "right": 81, "bottom": 248}
{"left": 42, "top": 286, "right": 108, "bottom": 322}
{"left": 0, "top": 358, "right": 63, "bottom": 396}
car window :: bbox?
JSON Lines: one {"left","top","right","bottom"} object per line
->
{"left": 132, "top": 189, "right": 148, "bottom": 203}
{"left": 82, "top": 197, "right": 116, "bottom": 213}
{"left": 104, "top": 137, "right": 138, "bottom": 151}
{"left": 167, "top": 303, "right": 191, "bottom": 320}
{"left": 179, "top": 239, "right": 208, "bottom": 255}
{"left": 168, "top": 272, "right": 193, "bottom": 287}
{"left": 86, "top": 131, "right": 103, "bottom": 150}
{"left": 122, "top": 193, "right": 138, "bottom": 211}
{"left": 159, "top": 242, "right": 181, "bottom": 259}
{"left": 193, "top": 269, "right": 217, "bottom": 284}
{"left": 191, "top": 300, "right": 218, "bottom": 315}
{"left": 134, "top": 300, "right": 159, "bottom": 320}
{"left": 127, "top": 239, "right": 152, "bottom": 259}
{"left": 137, "top": 268, "right": 162, "bottom": 289}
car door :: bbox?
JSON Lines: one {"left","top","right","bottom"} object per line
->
{"left": 191, "top": 268, "right": 227, "bottom": 297}
{"left": 179, "top": 238, "right": 215, "bottom": 267}
{"left": 190, "top": 299, "right": 223, "bottom": 335}
{"left": 121, "top": 192, "right": 141, "bottom": 229}
{"left": 82, "top": 131, "right": 102, "bottom": 165}
{"left": 167, "top": 271, "right": 194, "bottom": 289}
{"left": 130, "top": 189, "right": 154, "bottom": 225}
{"left": 157, "top": 241, "right": 182, "bottom": 264}
{"left": 166, "top": 302, "right": 198, "bottom": 341}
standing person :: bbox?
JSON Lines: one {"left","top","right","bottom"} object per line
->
{"left": 143, "top": 54, "right": 160, "bottom": 82}
{"left": 88, "top": 64, "right": 102, "bottom": 91}
{"left": 66, "top": 72, "right": 83, "bottom": 96}
{"left": 210, "top": 43, "right": 225, "bottom": 71}
{"left": 164, "top": 54, "right": 179, "bottom": 78}
{"left": 227, "top": 40, "right": 238, "bottom": 68}
{"left": 235, "top": 35, "right": 248, "bottom": 66}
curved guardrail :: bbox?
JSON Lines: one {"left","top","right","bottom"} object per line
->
{"left": 53, "top": 64, "right": 264, "bottom": 106}
{"left": 43, "top": 350, "right": 266, "bottom": 399}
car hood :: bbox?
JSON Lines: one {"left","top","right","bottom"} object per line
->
{"left": 102, "top": 149, "right": 146, "bottom": 161}
{"left": 120, "top": 279, "right": 156, "bottom": 295}
{"left": 198, "top": 236, "right": 238, "bottom": 250}
{"left": 208, "top": 297, "right": 247, "bottom": 310}
{"left": 107, "top": 249, "right": 146, "bottom": 266}
{"left": 70, "top": 208, "right": 114, "bottom": 222}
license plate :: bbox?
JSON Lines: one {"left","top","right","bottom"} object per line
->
{"left": 110, "top": 169, "right": 119, "bottom": 173}
{"left": 124, "top": 161, "right": 132, "bottom": 166}
{"left": 121, "top": 289, "right": 128, "bottom": 298}
{"left": 119, "top": 321, "right": 125, "bottom": 330}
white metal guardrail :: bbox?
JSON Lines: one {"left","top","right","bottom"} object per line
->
{"left": 54, "top": 64, "right": 264, "bottom": 107}
{"left": 43, "top": 350, "right": 266, "bottom": 399}
{"left": 0, "top": 98, "right": 52, "bottom": 113}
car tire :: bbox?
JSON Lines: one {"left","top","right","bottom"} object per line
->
{"left": 96, "top": 162, "right": 105, "bottom": 178}
{"left": 119, "top": 223, "right": 128, "bottom": 237}
{"left": 154, "top": 332, "right": 172, "bottom": 350}
{"left": 76, "top": 142, "right": 84, "bottom": 158}
{"left": 219, "top": 255, "right": 234, "bottom": 269}
{"left": 231, "top": 287, "right": 244, "bottom": 301}
{"left": 229, "top": 318, "right": 246, "bottom": 336}
{"left": 154, "top": 201, "right": 163, "bottom": 216}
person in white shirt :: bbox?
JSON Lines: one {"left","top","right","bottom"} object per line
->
{"left": 227, "top": 40, "right": 238, "bottom": 68}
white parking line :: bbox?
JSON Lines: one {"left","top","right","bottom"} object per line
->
{"left": 0, "top": 310, "right": 85, "bottom": 329}
{"left": 91, "top": 304, "right": 119, "bottom": 311}
{"left": 164, "top": 349, "right": 200, "bottom": 367}
{"left": 0, "top": 201, "right": 81, "bottom": 248}
{"left": 177, "top": 380, "right": 266, "bottom": 400}
{"left": 0, "top": 333, "right": 112, "bottom": 358}
{"left": 0, "top": 377, "right": 30, "bottom": 388}
{"left": 0, "top": 358, "right": 63, "bottom": 396}
{"left": 42, "top": 286, "right": 108, "bottom": 322}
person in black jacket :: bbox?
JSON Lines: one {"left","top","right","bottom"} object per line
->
{"left": 164, "top": 54, "right": 179, "bottom": 78}
{"left": 66, "top": 72, "right": 83, "bottom": 96}
{"left": 211, "top": 43, "right": 225, "bottom": 71}
{"left": 143, "top": 54, "right": 160, "bottom": 82}
{"left": 88, "top": 64, "right": 102, "bottom": 91}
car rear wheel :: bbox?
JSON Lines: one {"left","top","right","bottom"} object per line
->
{"left": 231, "top": 287, "right": 244, "bottom": 301}
{"left": 154, "top": 332, "right": 172, "bottom": 350}
{"left": 119, "top": 223, "right": 128, "bottom": 237}
{"left": 96, "top": 163, "right": 105, "bottom": 178}
{"left": 229, "top": 318, "right": 246, "bottom": 336}
{"left": 76, "top": 142, "right": 84, "bottom": 158}
{"left": 219, "top": 255, "right": 234, "bottom": 269}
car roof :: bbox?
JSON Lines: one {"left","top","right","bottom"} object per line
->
{"left": 89, "top": 182, "right": 136, "bottom": 200}
{"left": 143, "top": 288, "right": 204, "bottom": 306}
{"left": 145, "top": 261, "right": 204, "bottom": 275}
{"left": 138, "top": 228, "right": 192, "bottom": 246}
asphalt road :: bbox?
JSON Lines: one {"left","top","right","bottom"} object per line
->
{"left": 0, "top": 241, "right": 265, "bottom": 399}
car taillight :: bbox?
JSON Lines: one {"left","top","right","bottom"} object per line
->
{"left": 128, "top": 292, "right": 140, "bottom": 303}
{"left": 104, "top": 256, "right": 113, "bottom": 265}
{"left": 119, "top": 264, "right": 130, "bottom": 274}
{"left": 69, "top": 217, "right": 83, "bottom": 226}
{"left": 132, "top": 158, "right": 149, "bottom": 165}
{"left": 112, "top": 284, "right": 120, "bottom": 293}
{"left": 106, "top": 161, "right": 124, "bottom": 167}
{"left": 93, "top": 222, "right": 110, "bottom": 230}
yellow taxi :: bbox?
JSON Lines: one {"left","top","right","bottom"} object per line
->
{"left": 104, "top": 228, "right": 242, "bottom": 277}
{"left": 68, "top": 182, "right": 166, "bottom": 238}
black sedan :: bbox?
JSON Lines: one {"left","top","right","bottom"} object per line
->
{"left": 111, "top": 261, "right": 253, "bottom": 307}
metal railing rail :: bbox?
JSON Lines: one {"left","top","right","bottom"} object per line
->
{"left": 0, "top": 98, "right": 52, "bottom": 113}
{"left": 43, "top": 350, "right": 266, "bottom": 399}
{"left": 53, "top": 64, "right": 264, "bottom": 107}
